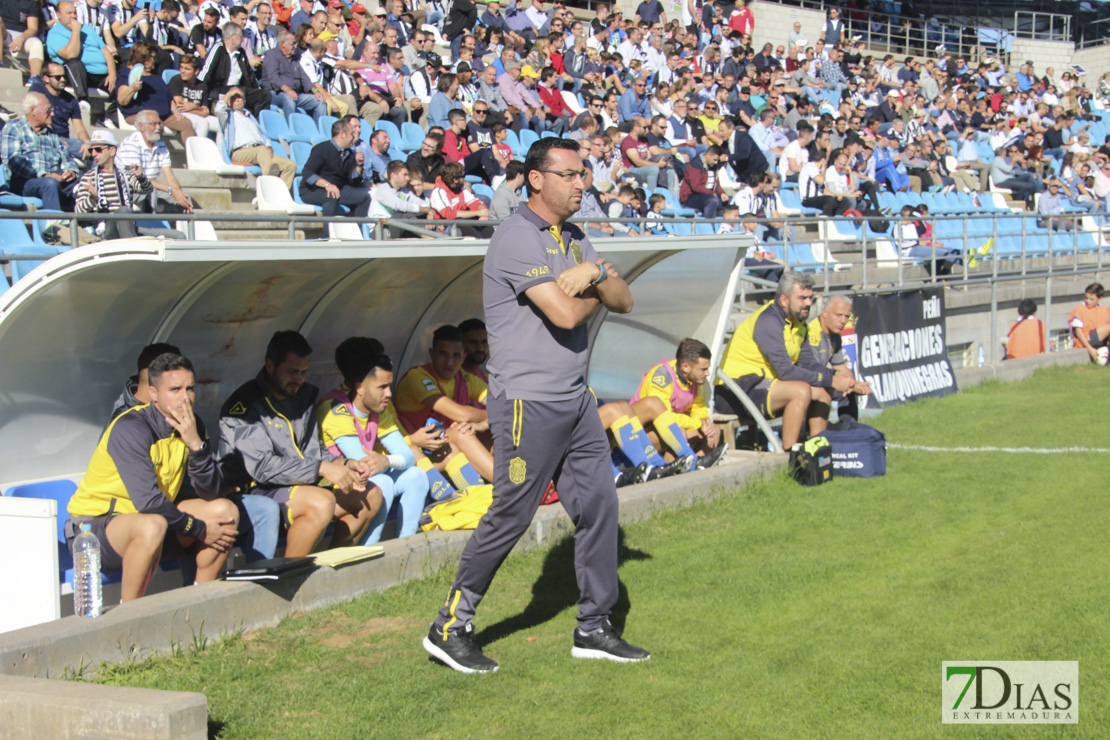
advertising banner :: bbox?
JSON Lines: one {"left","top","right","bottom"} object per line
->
{"left": 843, "top": 288, "right": 958, "bottom": 409}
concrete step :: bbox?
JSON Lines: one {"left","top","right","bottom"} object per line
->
{"left": 208, "top": 216, "right": 306, "bottom": 230}
{"left": 173, "top": 169, "right": 257, "bottom": 190}
{"left": 189, "top": 188, "right": 232, "bottom": 211}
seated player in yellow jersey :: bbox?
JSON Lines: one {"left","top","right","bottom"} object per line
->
{"left": 459, "top": 317, "right": 489, "bottom": 384}
{"left": 715, "top": 272, "right": 852, "bottom": 448}
{"left": 394, "top": 325, "right": 493, "bottom": 484}
{"left": 592, "top": 394, "right": 693, "bottom": 485}
{"left": 631, "top": 338, "right": 727, "bottom": 472}
{"left": 319, "top": 338, "right": 453, "bottom": 542}
{"left": 65, "top": 353, "right": 240, "bottom": 603}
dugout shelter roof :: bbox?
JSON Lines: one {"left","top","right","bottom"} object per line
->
{"left": 0, "top": 235, "right": 746, "bottom": 486}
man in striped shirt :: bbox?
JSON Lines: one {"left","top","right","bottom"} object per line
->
{"left": 115, "top": 110, "right": 196, "bottom": 213}
{"left": 75, "top": 130, "right": 186, "bottom": 239}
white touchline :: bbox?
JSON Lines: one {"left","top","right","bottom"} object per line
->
{"left": 888, "top": 444, "right": 1110, "bottom": 454}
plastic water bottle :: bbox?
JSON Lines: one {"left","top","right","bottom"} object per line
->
{"left": 73, "top": 523, "right": 102, "bottom": 618}
{"left": 976, "top": 343, "right": 986, "bottom": 368}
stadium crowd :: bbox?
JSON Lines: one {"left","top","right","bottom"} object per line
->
{"left": 2, "top": 0, "right": 1110, "bottom": 245}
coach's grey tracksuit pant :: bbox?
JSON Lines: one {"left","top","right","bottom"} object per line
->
{"left": 433, "top": 389, "right": 619, "bottom": 635}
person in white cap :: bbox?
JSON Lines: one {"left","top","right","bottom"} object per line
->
{"left": 74, "top": 130, "right": 184, "bottom": 240}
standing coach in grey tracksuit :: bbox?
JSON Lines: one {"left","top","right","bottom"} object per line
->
{"left": 421, "top": 138, "right": 651, "bottom": 674}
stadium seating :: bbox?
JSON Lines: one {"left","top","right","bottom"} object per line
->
{"left": 187, "top": 136, "right": 257, "bottom": 175}
{"left": 471, "top": 183, "right": 494, "bottom": 205}
{"left": 519, "top": 129, "right": 540, "bottom": 150}
{"left": 328, "top": 220, "right": 370, "bottom": 239}
{"left": 560, "top": 90, "right": 585, "bottom": 115}
{"left": 289, "top": 112, "right": 323, "bottom": 144}
{"left": 401, "top": 122, "right": 426, "bottom": 151}
{"left": 0, "top": 169, "right": 45, "bottom": 210}
{"left": 317, "top": 114, "right": 340, "bottom": 141}
{"left": 162, "top": 69, "right": 179, "bottom": 85}
{"left": 652, "top": 188, "right": 696, "bottom": 216}
{"left": 258, "top": 175, "right": 318, "bottom": 215}
{"left": 260, "top": 109, "right": 294, "bottom": 144}
{"left": 289, "top": 141, "right": 313, "bottom": 175}
{"left": 175, "top": 220, "right": 219, "bottom": 240}
{"left": 373, "top": 120, "right": 403, "bottom": 148}
{"left": 503, "top": 128, "right": 524, "bottom": 157}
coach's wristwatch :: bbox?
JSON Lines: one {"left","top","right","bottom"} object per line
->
{"left": 590, "top": 262, "right": 608, "bottom": 286}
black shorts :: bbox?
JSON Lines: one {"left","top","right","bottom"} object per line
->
{"left": 714, "top": 374, "right": 775, "bottom": 418}
{"left": 251, "top": 484, "right": 304, "bottom": 528}
{"left": 64, "top": 513, "right": 185, "bottom": 573}
{"left": 1089, "top": 328, "right": 1109, "bottom": 349}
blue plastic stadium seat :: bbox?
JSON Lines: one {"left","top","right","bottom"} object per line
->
{"left": 967, "top": 217, "right": 992, "bottom": 237}
{"left": 934, "top": 219, "right": 962, "bottom": 239}
{"left": 260, "top": 109, "right": 292, "bottom": 143}
{"left": 779, "top": 188, "right": 819, "bottom": 215}
{"left": 401, "top": 121, "right": 425, "bottom": 152}
{"left": 519, "top": 129, "right": 540, "bottom": 150}
{"left": 360, "top": 119, "right": 374, "bottom": 142}
{"left": 222, "top": 145, "right": 263, "bottom": 175}
{"left": 291, "top": 176, "right": 348, "bottom": 214}
{"left": 292, "top": 176, "right": 317, "bottom": 210}
{"left": 1027, "top": 233, "right": 1051, "bottom": 256}
{"left": 0, "top": 171, "right": 44, "bottom": 209}
{"left": 289, "top": 112, "right": 322, "bottom": 144}
{"left": 290, "top": 141, "right": 313, "bottom": 175}
{"left": 161, "top": 69, "right": 179, "bottom": 85}
{"left": 785, "top": 242, "right": 819, "bottom": 270}
{"left": 663, "top": 219, "right": 692, "bottom": 236}
{"left": 373, "top": 119, "right": 402, "bottom": 147}
{"left": 694, "top": 222, "right": 718, "bottom": 235}
{"left": 503, "top": 128, "right": 523, "bottom": 157}
{"left": 387, "top": 148, "right": 407, "bottom": 163}
{"left": 1050, "top": 232, "right": 1078, "bottom": 254}
{"left": 471, "top": 183, "right": 494, "bottom": 205}
{"left": 652, "top": 188, "right": 695, "bottom": 216}
{"left": 995, "top": 235, "right": 1022, "bottom": 257}
{"left": 317, "top": 114, "right": 339, "bottom": 141}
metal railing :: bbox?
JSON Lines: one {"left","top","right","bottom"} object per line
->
{"left": 1013, "top": 10, "right": 1072, "bottom": 43}
{"left": 1077, "top": 17, "right": 1110, "bottom": 50}
{"left": 761, "top": 0, "right": 1092, "bottom": 55}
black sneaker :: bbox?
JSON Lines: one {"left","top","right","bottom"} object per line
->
{"left": 660, "top": 454, "right": 696, "bottom": 477}
{"left": 615, "top": 462, "right": 648, "bottom": 488}
{"left": 643, "top": 464, "right": 667, "bottom": 482}
{"left": 571, "top": 621, "right": 650, "bottom": 663}
{"left": 698, "top": 443, "right": 729, "bottom": 469}
{"left": 423, "top": 623, "right": 499, "bottom": 674}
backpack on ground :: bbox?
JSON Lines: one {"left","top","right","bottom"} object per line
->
{"left": 817, "top": 419, "right": 887, "bottom": 478}
{"left": 789, "top": 436, "right": 834, "bottom": 486}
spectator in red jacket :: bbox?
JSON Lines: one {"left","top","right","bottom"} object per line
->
{"left": 728, "top": 0, "right": 754, "bottom": 38}
{"left": 536, "top": 66, "right": 571, "bottom": 135}
{"left": 429, "top": 162, "right": 491, "bottom": 237}
{"left": 679, "top": 145, "right": 725, "bottom": 218}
